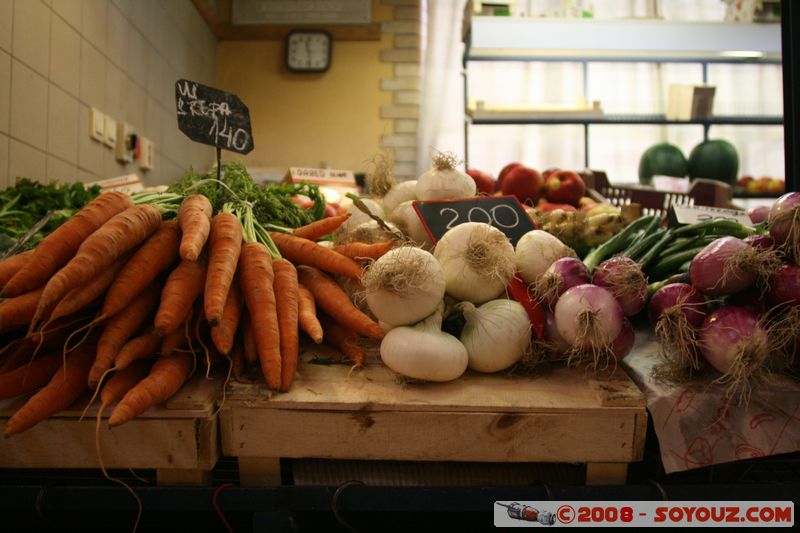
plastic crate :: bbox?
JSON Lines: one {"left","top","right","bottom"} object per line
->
{"left": 582, "top": 170, "right": 735, "bottom": 218}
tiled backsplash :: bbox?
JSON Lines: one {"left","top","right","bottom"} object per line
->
{"left": 0, "top": 0, "right": 218, "bottom": 188}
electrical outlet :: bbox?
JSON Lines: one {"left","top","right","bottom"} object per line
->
{"left": 103, "top": 115, "right": 117, "bottom": 148}
{"left": 138, "top": 137, "right": 154, "bottom": 171}
{"left": 115, "top": 122, "right": 136, "bottom": 163}
{"left": 89, "top": 107, "right": 105, "bottom": 142}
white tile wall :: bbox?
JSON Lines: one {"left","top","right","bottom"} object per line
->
{"left": 3, "top": 0, "right": 216, "bottom": 185}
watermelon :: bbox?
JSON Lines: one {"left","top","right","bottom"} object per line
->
{"left": 638, "top": 143, "right": 688, "bottom": 185}
{"left": 687, "top": 139, "right": 739, "bottom": 185}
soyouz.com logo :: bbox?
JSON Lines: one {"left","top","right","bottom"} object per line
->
{"left": 493, "top": 501, "right": 794, "bottom": 527}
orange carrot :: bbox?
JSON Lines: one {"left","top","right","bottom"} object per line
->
{"left": 1, "top": 192, "right": 133, "bottom": 298}
{"left": 296, "top": 266, "right": 384, "bottom": 340}
{"left": 241, "top": 312, "right": 258, "bottom": 365}
{"left": 273, "top": 259, "right": 299, "bottom": 391}
{"left": 107, "top": 350, "right": 194, "bottom": 427}
{"left": 333, "top": 240, "right": 394, "bottom": 261}
{"left": 297, "top": 284, "right": 323, "bottom": 343}
{"left": 0, "top": 351, "right": 62, "bottom": 400}
{"left": 229, "top": 337, "right": 246, "bottom": 381}
{"left": 101, "top": 220, "right": 181, "bottom": 319}
{"left": 161, "top": 308, "right": 194, "bottom": 356}
{"left": 49, "top": 253, "right": 130, "bottom": 322}
{"left": 0, "top": 288, "right": 44, "bottom": 334}
{"left": 239, "top": 242, "right": 281, "bottom": 390}
{"left": 114, "top": 328, "right": 161, "bottom": 371}
{"left": 178, "top": 194, "right": 213, "bottom": 261}
{"left": 292, "top": 214, "right": 350, "bottom": 241}
{"left": 210, "top": 277, "right": 242, "bottom": 355}
{"left": 4, "top": 344, "right": 96, "bottom": 437}
{"left": 269, "top": 232, "right": 363, "bottom": 279}
{"left": 204, "top": 213, "right": 242, "bottom": 325}
{"left": 99, "top": 360, "right": 152, "bottom": 409}
{"left": 31, "top": 204, "right": 163, "bottom": 331}
{"left": 89, "top": 285, "right": 160, "bottom": 388}
{"left": 154, "top": 258, "right": 207, "bottom": 337}
{"left": 0, "top": 250, "right": 33, "bottom": 288}
{"left": 319, "top": 313, "right": 366, "bottom": 366}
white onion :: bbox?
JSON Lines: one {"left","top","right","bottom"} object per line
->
{"left": 342, "top": 220, "right": 400, "bottom": 245}
{"left": 389, "top": 200, "right": 433, "bottom": 248}
{"left": 380, "top": 306, "right": 468, "bottom": 382}
{"left": 364, "top": 247, "right": 445, "bottom": 326}
{"left": 383, "top": 180, "right": 418, "bottom": 213}
{"left": 415, "top": 153, "right": 476, "bottom": 201}
{"left": 434, "top": 222, "right": 516, "bottom": 304}
{"left": 342, "top": 197, "right": 384, "bottom": 233}
{"left": 459, "top": 299, "right": 531, "bottom": 373}
{"left": 515, "top": 230, "right": 576, "bottom": 285}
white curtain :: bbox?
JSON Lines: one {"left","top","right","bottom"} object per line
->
{"left": 418, "top": 0, "right": 785, "bottom": 184}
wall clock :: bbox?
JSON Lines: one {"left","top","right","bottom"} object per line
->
{"left": 285, "top": 30, "right": 332, "bottom": 73}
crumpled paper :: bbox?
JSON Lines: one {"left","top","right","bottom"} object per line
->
{"left": 622, "top": 332, "right": 800, "bottom": 474}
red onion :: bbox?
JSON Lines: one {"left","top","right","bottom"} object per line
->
{"left": 689, "top": 237, "right": 757, "bottom": 296}
{"left": 768, "top": 263, "right": 800, "bottom": 307}
{"left": 592, "top": 257, "right": 647, "bottom": 316}
{"left": 532, "top": 257, "right": 591, "bottom": 309}
{"left": 543, "top": 311, "right": 570, "bottom": 356}
{"left": 554, "top": 284, "right": 623, "bottom": 358}
{"left": 610, "top": 318, "right": 635, "bottom": 361}
{"left": 744, "top": 234, "right": 775, "bottom": 251}
{"left": 769, "top": 192, "right": 800, "bottom": 264}
{"left": 649, "top": 283, "right": 708, "bottom": 370}
{"left": 726, "top": 287, "right": 767, "bottom": 317}
{"left": 649, "top": 283, "right": 708, "bottom": 328}
{"left": 748, "top": 205, "right": 771, "bottom": 224}
{"left": 700, "top": 307, "right": 767, "bottom": 377}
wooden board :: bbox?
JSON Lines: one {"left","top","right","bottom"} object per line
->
{"left": 222, "top": 357, "right": 647, "bottom": 482}
{"left": 0, "top": 377, "right": 222, "bottom": 482}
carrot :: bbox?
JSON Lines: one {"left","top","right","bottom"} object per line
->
{"left": 333, "top": 240, "right": 394, "bottom": 261}
{"left": 1, "top": 192, "right": 133, "bottom": 298}
{"left": 154, "top": 258, "right": 207, "bottom": 337}
{"left": 239, "top": 242, "right": 281, "bottom": 390}
{"left": 0, "top": 288, "right": 44, "bottom": 334}
{"left": 269, "top": 231, "right": 363, "bottom": 279}
{"left": 292, "top": 214, "right": 350, "bottom": 241}
{"left": 114, "top": 328, "right": 161, "bottom": 372}
{"left": 4, "top": 343, "right": 95, "bottom": 437}
{"left": 210, "top": 277, "right": 242, "bottom": 355}
{"left": 296, "top": 266, "right": 384, "bottom": 340}
{"left": 241, "top": 312, "right": 258, "bottom": 365}
{"left": 273, "top": 259, "right": 299, "bottom": 391}
{"left": 0, "top": 250, "right": 33, "bottom": 288}
{"left": 99, "top": 360, "right": 153, "bottom": 410}
{"left": 204, "top": 213, "right": 243, "bottom": 325}
{"left": 297, "top": 284, "right": 323, "bottom": 343}
{"left": 178, "top": 194, "right": 213, "bottom": 261}
{"left": 0, "top": 351, "right": 62, "bottom": 400}
{"left": 101, "top": 220, "right": 181, "bottom": 319}
{"left": 31, "top": 204, "right": 163, "bottom": 331}
{"left": 161, "top": 308, "right": 194, "bottom": 356}
{"left": 89, "top": 285, "right": 160, "bottom": 388}
{"left": 107, "top": 350, "right": 194, "bottom": 427}
{"left": 319, "top": 313, "right": 366, "bottom": 366}
{"left": 49, "top": 252, "right": 131, "bottom": 322}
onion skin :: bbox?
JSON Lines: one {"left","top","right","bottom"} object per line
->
{"left": 744, "top": 234, "right": 775, "bottom": 251}
{"left": 768, "top": 192, "right": 800, "bottom": 245}
{"left": 748, "top": 205, "right": 771, "bottom": 224}
{"left": 554, "top": 284, "right": 623, "bottom": 347}
{"left": 538, "top": 257, "right": 590, "bottom": 308}
{"left": 610, "top": 318, "right": 635, "bottom": 361}
{"left": 515, "top": 230, "right": 575, "bottom": 285}
{"left": 689, "top": 237, "right": 757, "bottom": 296}
{"left": 699, "top": 306, "right": 765, "bottom": 374}
{"left": 726, "top": 287, "right": 767, "bottom": 317}
{"left": 592, "top": 257, "right": 647, "bottom": 316}
{"left": 648, "top": 283, "right": 708, "bottom": 328}
{"left": 768, "top": 263, "right": 800, "bottom": 307}
{"left": 544, "top": 311, "right": 570, "bottom": 355}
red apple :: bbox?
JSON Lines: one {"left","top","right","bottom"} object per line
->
{"left": 545, "top": 169, "right": 586, "bottom": 206}
{"left": 496, "top": 162, "right": 523, "bottom": 192}
{"left": 542, "top": 167, "right": 560, "bottom": 181}
{"left": 466, "top": 168, "right": 495, "bottom": 195}
{"left": 737, "top": 175, "right": 754, "bottom": 188}
{"left": 500, "top": 165, "right": 543, "bottom": 204}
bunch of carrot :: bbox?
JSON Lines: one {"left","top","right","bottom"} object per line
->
{"left": 0, "top": 189, "right": 395, "bottom": 438}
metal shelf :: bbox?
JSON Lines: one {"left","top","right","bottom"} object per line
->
{"left": 466, "top": 114, "right": 784, "bottom": 126}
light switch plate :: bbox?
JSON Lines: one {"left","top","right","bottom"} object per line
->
{"left": 89, "top": 107, "right": 105, "bottom": 142}
{"left": 103, "top": 115, "right": 117, "bottom": 148}
{"left": 138, "top": 137, "right": 154, "bottom": 171}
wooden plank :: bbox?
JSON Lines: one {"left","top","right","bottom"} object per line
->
{"left": 157, "top": 468, "right": 212, "bottom": 486}
{"left": 239, "top": 457, "right": 282, "bottom": 486}
{"left": 585, "top": 463, "right": 629, "bottom": 485}
{"left": 221, "top": 408, "right": 641, "bottom": 463}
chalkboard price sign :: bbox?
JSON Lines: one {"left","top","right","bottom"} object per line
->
{"left": 175, "top": 79, "right": 254, "bottom": 154}
{"left": 413, "top": 195, "right": 536, "bottom": 247}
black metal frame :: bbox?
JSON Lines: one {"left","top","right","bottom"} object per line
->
{"left": 782, "top": 0, "right": 799, "bottom": 192}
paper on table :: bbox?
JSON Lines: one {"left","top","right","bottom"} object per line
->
{"left": 622, "top": 331, "right": 800, "bottom": 474}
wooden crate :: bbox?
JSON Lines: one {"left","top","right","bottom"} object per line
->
{"left": 0, "top": 376, "right": 222, "bottom": 485}
{"left": 221, "top": 360, "right": 648, "bottom": 486}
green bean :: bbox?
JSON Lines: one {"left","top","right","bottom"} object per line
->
{"left": 624, "top": 229, "right": 668, "bottom": 262}
{"left": 637, "top": 229, "right": 676, "bottom": 271}
{"left": 673, "top": 219, "right": 754, "bottom": 239}
{"left": 583, "top": 215, "right": 660, "bottom": 270}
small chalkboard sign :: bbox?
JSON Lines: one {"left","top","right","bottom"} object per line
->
{"left": 668, "top": 204, "right": 752, "bottom": 228}
{"left": 175, "top": 79, "right": 254, "bottom": 154}
{"left": 413, "top": 195, "right": 536, "bottom": 247}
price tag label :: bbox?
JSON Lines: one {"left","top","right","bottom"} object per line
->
{"left": 175, "top": 79, "right": 254, "bottom": 154}
{"left": 284, "top": 167, "right": 356, "bottom": 186}
{"left": 413, "top": 195, "right": 536, "bottom": 247}
{"left": 668, "top": 204, "right": 752, "bottom": 228}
